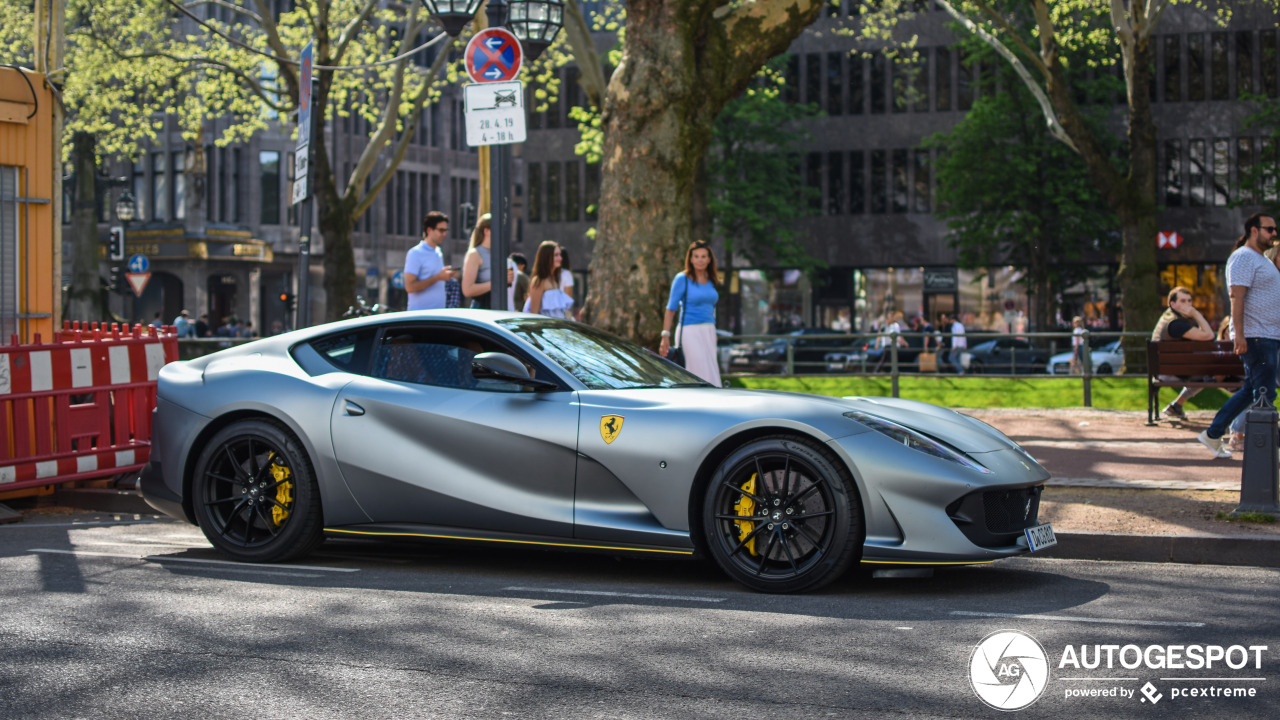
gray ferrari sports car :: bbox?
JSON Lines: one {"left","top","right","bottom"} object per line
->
{"left": 141, "top": 310, "right": 1055, "bottom": 593}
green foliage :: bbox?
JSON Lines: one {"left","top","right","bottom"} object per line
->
{"left": 707, "top": 57, "right": 823, "bottom": 272}
{"left": 1237, "top": 93, "right": 1280, "bottom": 207}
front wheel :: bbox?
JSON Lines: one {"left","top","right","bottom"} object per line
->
{"left": 192, "top": 419, "right": 324, "bottom": 563}
{"left": 702, "top": 436, "right": 862, "bottom": 593}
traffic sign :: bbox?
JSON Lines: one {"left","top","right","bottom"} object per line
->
{"left": 464, "top": 81, "right": 527, "bottom": 146}
{"left": 127, "top": 254, "right": 149, "bottom": 273}
{"left": 392, "top": 270, "right": 405, "bottom": 290}
{"left": 1157, "top": 231, "right": 1183, "bottom": 249}
{"left": 464, "top": 28, "right": 523, "bottom": 83}
{"left": 297, "top": 41, "right": 313, "bottom": 151}
{"left": 292, "top": 151, "right": 309, "bottom": 206}
{"left": 125, "top": 272, "right": 151, "bottom": 297}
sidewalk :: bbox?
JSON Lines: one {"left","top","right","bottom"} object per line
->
{"left": 965, "top": 408, "right": 1280, "bottom": 568}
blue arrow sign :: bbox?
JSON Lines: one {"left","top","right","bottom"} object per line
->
{"left": 127, "top": 254, "right": 149, "bottom": 273}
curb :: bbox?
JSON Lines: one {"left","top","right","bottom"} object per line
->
{"left": 52, "top": 488, "right": 156, "bottom": 516}
{"left": 1041, "top": 530, "right": 1280, "bottom": 568}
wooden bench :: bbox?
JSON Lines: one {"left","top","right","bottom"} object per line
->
{"left": 1146, "top": 339, "right": 1245, "bottom": 425}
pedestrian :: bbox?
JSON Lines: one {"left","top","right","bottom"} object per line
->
{"left": 1198, "top": 212, "right": 1280, "bottom": 458}
{"left": 523, "top": 241, "right": 574, "bottom": 318}
{"left": 659, "top": 240, "right": 721, "bottom": 386}
{"left": 404, "top": 211, "right": 457, "bottom": 310}
{"left": 508, "top": 252, "right": 530, "bottom": 311}
{"left": 149, "top": 312, "right": 163, "bottom": 330}
{"left": 559, "top": 246, "right": 576, "bottom": 305}
{"left": 461, "top": 213, "right": 493, "bottom": 308}
{"left": 1069, "top": 316, "right": 1086, "bottom": 375}
{"left": 1151, "top": 286, "right": 1216, "bottom": 420}
{"left": 172, "top": 309, "right": 194, "bottom": 338}
{"left": 947, "top": 313, "right": 968, "bottom": 374}
{"left": 195, "top": 313, "right": 210, "bottom": 338}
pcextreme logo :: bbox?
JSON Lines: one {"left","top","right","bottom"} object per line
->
{"left": 969, "top": 630, "right": 1051, "bottom": 711}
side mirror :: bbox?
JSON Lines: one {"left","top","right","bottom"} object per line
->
{"left": 471, "top": 352, "right": 559, "bottom": 391}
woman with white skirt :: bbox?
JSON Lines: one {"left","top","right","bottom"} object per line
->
{"left": 659, "top": 241, "right": 722, "bottom": 386}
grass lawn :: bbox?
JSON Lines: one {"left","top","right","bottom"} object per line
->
{"left": 725, "top": 375, "right": 1235, "bottom": 411}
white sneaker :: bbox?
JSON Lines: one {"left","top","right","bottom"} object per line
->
{"left": 1198, "top": 430, "right": 1231, "bottom": 459}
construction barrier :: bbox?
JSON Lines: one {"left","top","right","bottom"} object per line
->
{"left": 0, "top": 323, "right": 179, "bottom": 492}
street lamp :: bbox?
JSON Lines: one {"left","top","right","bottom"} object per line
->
{"left": 507, "top": 0, "right": 565, "bottom": 61}
{"left": 418, "top": 0, "right": 486, "bottom": 37}
{"left": 114, "top": 190, "right": 137, "bottom": 223}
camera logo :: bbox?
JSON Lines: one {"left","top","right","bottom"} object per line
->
{"left": 970, "top": 630, "right": 1051, "bottom": 711}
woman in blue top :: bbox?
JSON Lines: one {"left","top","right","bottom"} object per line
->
{"left": 659, "top": 241, "right": 721, "bottom": 385}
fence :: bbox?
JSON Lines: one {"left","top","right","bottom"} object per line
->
{"left": 721, "top": 330, "right": 1150, "bottom": 406}
{"left": 0, "top": 322, "right": 178, "bottom": 493}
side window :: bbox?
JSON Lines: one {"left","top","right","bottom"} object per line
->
{"left": 371, "top": 326, "right": 531, "bottom": 391}
{"left": 299, "top": 329, "right": 377, "bottom": 374}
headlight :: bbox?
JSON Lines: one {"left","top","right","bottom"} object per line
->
{"left": 844, "top": 411, "right": 991, "bottom": 474}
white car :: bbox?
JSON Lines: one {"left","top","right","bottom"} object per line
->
{"left": 1046, "top": 339, "right": 1124, "bottom": 375}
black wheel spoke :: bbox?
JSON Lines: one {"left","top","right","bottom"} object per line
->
{"left": 207, "top": 470, "right": 241, "bottom": 487}
{"left": 252, "top": 503, "right": 281, "bottom": 537}
{"left": 785, "top": 481, "right": 824, "bottom": 507}
{"left": 721, "top": 479, "right": 766, "bottom": 506}
{"left": 754, "top": 531, "right": 780, "bottom": 576}
{"left": 727, "top": 522, "right": 769, "bottom": 559}
{"left": 779, "top": 531, "right": 800, "bottom": 574}
{"left": 205, "top": 495, "right": 242, "bottom": 508}
{"left": 221, "top": 445, "right": 246, "bottom": 482}
{"left": 793, "top": 521, "right": 826, "bottom": 551}
{"left": 714, "top": 512, "right": 761, "bottom": 522}
{"left": 781, "top": 456, "right": 793, "bottom": 498}
{"left": 793, "top": 509, "right": 835, "bottom": 522}
{"left": 215, "top": 499, "right": 249, "bottom": 538}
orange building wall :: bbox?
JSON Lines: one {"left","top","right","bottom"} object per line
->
{"left": 0, "top": 68, "right": 57, "bottom": 343}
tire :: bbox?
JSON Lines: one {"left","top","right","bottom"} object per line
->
{"left": 192, "top": 419, "right": 324, "bottom": 563}
{"left": 968, "top": 360, "right": 985, "bottom": 374}
{"left": 1096, "top": 363, "right": 1113, "bottom": 375}
{"left": 702, "top": 436, "right": 863, "bottom": 593}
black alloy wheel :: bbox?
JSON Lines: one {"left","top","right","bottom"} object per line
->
{"left": 192, "top": 419, "right": 324, "bottom": 563}
{"left": 702, "top": 436, "right": 862, "bottom": 593}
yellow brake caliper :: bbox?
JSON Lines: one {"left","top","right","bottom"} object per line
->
{"left": 733, "top": 473, "right": 758, "bottom": 555}
{"left": 269, "top": 454, "right": 294, "bottom": 526}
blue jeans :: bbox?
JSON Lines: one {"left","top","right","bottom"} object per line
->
{"left": 1207, "top": 337, "right": 1280, "bottom": 439}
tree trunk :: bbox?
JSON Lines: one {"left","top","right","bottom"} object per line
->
{"left": 313, "top": 109, "right": 357, "bottom": 324}
{"left": 65, "top": 132, "right": 111, "bottom": 324}
{"left": 584, "top": 0, "right": 822, "bottom": 345}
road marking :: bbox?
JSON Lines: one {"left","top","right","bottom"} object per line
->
{"left": 29, "top": 548, "right": 358, "bottom": 573}
{"left": 950, "top": 610, "right": 1204, "bottom": 628}
{"left": 504, "top": 586, "right": 725, "bottom": 603}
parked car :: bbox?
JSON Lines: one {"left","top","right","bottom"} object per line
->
{"left": 959, "top": 338, "right": 1050, "bottom": 374}
{"left": 727, "top": 328, "right": 851, "bottom": 374}
{"left": 140, "top": 310, "right": 1054, "bottom": 593}
{"left": 1046, "top": 339, "right": 1124, "bottom": 375}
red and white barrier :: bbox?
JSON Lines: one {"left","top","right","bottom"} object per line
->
{"left": 0, "top": 323, "right": 178, "bottom": 492}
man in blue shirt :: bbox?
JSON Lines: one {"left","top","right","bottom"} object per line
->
{"left": 404, "top": 211, "right": 457, "bottom": 310}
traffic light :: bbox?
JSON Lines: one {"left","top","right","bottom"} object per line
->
{"left": 108, "top": 266, "right": 125, "bottom": 294}
{"left": 279, "top": 292, "right": 296, "bottom": 312}
{"left": 107, "top": 226, "right": 125, "bottom": 261}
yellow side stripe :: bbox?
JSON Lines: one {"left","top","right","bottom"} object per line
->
{"left": 323, "top": 528, "right": 695, "bottom": 555}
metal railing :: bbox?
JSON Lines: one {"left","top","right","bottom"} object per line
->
{"left": 722, "top": 330, "right": 1151, "bottom": 405}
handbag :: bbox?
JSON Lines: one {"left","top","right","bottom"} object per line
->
{"left": 918, "top": 351, "right": 938, "bottom": 373}
{"left": 667, "top": 277, "right": 690, "bottom": 367}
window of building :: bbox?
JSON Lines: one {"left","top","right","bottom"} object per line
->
{"left": 785, "top": 55, "right": 800, "bottom": 104}
{"left": 260, "top": 151, "right": 280, "bottom": 225}
{"left": 565, "top": 162, "right": 580, "bottom": 222}
{"left": 957, "top": 49, "right": 975, "bottom": 110}
{"left": 131, "top": 158, "right": 147, "bottom": 221}
{"left": 806, "top": 53, "right": 822, "bottom": 107}
{"left": 204, "top": 145, "right": 214, "bottom": 222}
{"left": 528, "top": 163, "right": 541, "bottom": 222}
{"left": 1211, "top": 32, "right": 1229, "bottom": 100}
{"left": 1238, "top": 31, "right": 1254, "bottom": 98}
{"left": 1188, "top": 34, "right": 1206, "bottom": 101}
{"left": 387, "top": 173, "right": 397, "bottom": 235}
{"left": 1213, "top": 138, "right": 1230, "bottom": 206}
{"left": 891, "top": 149, "right": 908, "bottom": 213}
{"left": 585, "top": 163, "right": 600, "bottom": 221}
{"left": 936, "top": 46, "right": 952, "bottom": 111}
{"left": 849, "top": 150, "right": 865, "bottom": 214}
{"left": 231, "top": 148, "right": 242, "bottom": 222}
{"left": 1263, "top": 138, "right": 1278, "bottom": 203}
{"left": 912, "top": 50, "right": 929, "bottom": 112}
{"left": 547, "top": 162, "right": 561, "bottom": 222}
{"left": 399, "top": 170, "right": 409, "bottom": 235}
{"left": 1238, "top": 137, "right": 1254, "bottom": 204}
{"left": 913, "top": 149, "right": 930, "bottom": 213}
{"left": 1189, "top": 139, "right": 1207, "bottom": 206}
{"left": 172, "top": 152, "right": 186, "bottom": 220}
{"left": 870, "top": 52, "right": 887, "bottom": 113}
{"left": 1163, "top": 139, "right": 1182, "bottom": 206}
{"left": 848, "top": 53, "right": 864, "bottom": 114}
{"left": 806, "top": 152, "right": 822, "bottom": 215}
{"left": 1263, "top": 30, "right": 1278, "bottom": 97}
{"left": 871, "top": 149, "right": 887, "bottom": 213}
{"left": 827, "top": 52, "right": 843, "bottom": 116}
{"left": 527, "top": 83, "right": 542, "bottom": 130}
{"left": 564, "top": 66, "right": 581, "bottom": 126}
{"left": 152, "top": 152, "right": 167, "bottom": 221}
{"left": 1163, "top": 35, "right": 1182, "bottom": 102}
{"left": 827, "top": 151, "right": 844, "bottom": 215}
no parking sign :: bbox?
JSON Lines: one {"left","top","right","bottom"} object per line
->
{"left": 464, "top": 28, "right": 523, "bottom": 83}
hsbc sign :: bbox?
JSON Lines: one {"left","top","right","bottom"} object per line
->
{"left": 1158, "top": 231, "right": 1183, "bottom": 249}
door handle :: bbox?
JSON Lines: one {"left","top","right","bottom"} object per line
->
{"left": 344, "top": 400, "right": 365, "bottom": 416}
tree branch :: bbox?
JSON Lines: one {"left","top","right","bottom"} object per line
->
{"left": 563, "top": 0, "right": 607, "bottom": 110}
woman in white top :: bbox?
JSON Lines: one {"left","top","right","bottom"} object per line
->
{"left": 524, "top": 241, "right": 574, "bottom": 319}
{"left": 461, "top": 214, "right": 493, "bottom": 309}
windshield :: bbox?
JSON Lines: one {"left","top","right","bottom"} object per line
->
{"left": 498, "top": 318, "right": 713, "bottom": 390}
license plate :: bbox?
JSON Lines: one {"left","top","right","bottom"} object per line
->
{"left": 1025, "top": 523, "right": 1057, "bottom": 551}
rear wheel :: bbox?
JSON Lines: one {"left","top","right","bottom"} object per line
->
{"left": 702, "top": 436, "right": 862, "bottom": 593}
{"left": 192, "top": 419, "right": 323, "bottom": 563}
{"left": 1096, "top": 363, "right": 1113, "bottom": 375}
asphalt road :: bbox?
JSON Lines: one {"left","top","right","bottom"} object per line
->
{"left": 1, "top": 514, "right": 1277, "bottom": 719}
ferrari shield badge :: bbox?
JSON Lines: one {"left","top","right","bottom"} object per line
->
{"left": 600, "top": 415, "right": 625, "bottom": 444}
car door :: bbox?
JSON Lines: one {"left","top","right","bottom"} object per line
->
{"left": 330, "top": 323, "right": 579, "bottom": 537}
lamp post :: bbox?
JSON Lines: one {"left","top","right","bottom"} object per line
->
{"left": 419, "top": 0, "right": 562, "bottom": 310}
